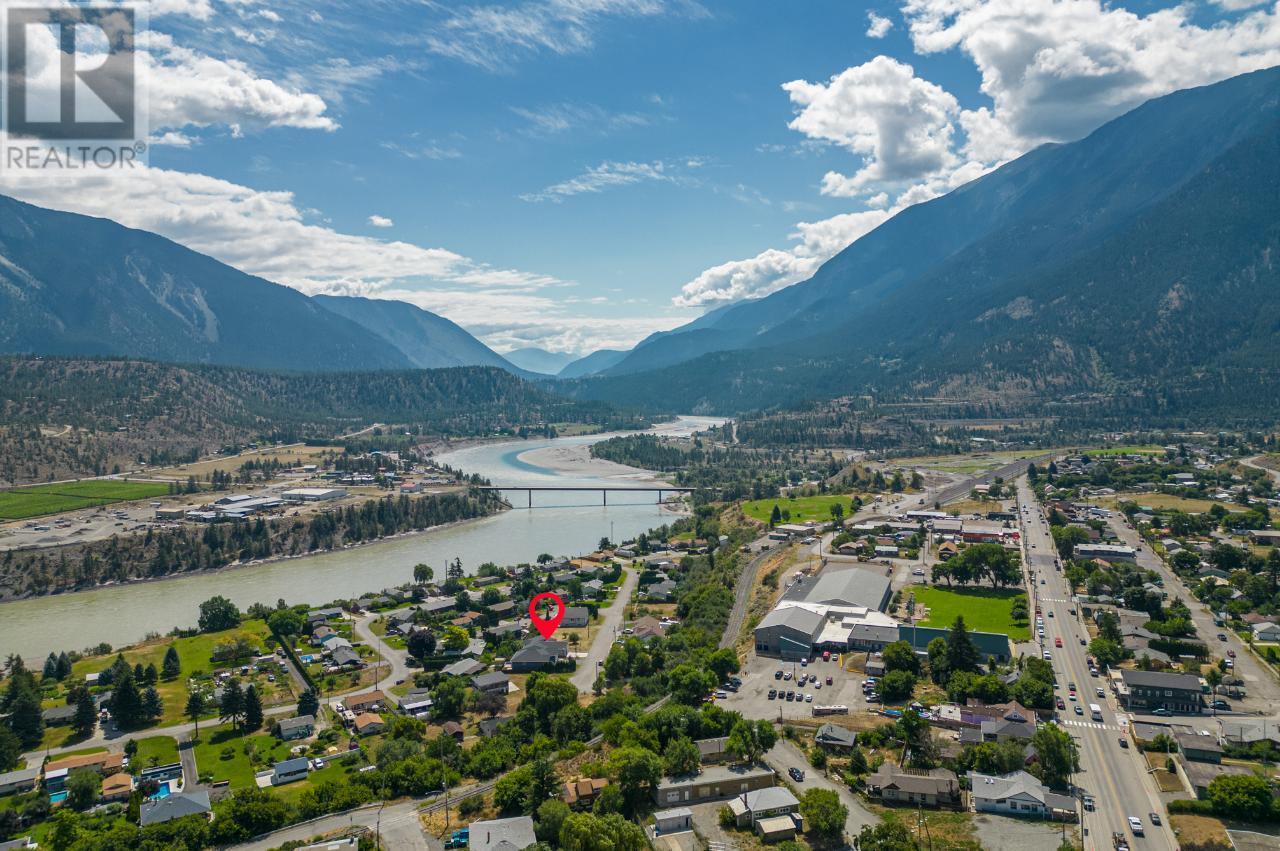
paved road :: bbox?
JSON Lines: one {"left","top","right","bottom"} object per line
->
{"left": 1016, "top": 479, "right": 1175, "bottom": 851}
{"left": 766, "top": 739, "right": 877, "bottom": 840}
{"left": 353, "top": 612, "right": 412, "bottom": 701}
{"left": 232, "top": 800, "right": 432, "bottom": 851}
{"left": 571, "top": 566, "right": 638, "bottom": 692}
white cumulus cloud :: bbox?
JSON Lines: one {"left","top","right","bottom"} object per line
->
{"left": 866, "top": 11, "right": 894, "bottom": 37}
{"left": 368, "top": 215, "right": 394, "bottom": 228}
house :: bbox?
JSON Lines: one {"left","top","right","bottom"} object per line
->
{"left": 331, "top": 646, "right": 362, "bottom": 668}
{"left": 967, "top": 771, "right": 1076, "bottom": 819}
{"left": 478, "top": 716, "right": 512, "bottom": 737}
{"left": 139, "top": 790, "right": 212, "bottom": 826}
{"left": 41, "top": 704, "right": 76, "bottom": 727}
{"left": 754, "top": 815, "right": 799, "bottom": 843}
{"left": 487, "top": 600, "right": 518, "bottom": 617}
{"left": 311, "top": 625, "right": 335, "bottom": 645}
{"left": 814, "top": 723, "right": 858, "bottom": 751}
{"left": 695, "top": 736, "right": 731, "bottom": 764}
{"left": 273, "top": 757, "right": 312, "bottom": 785}
{"left": 563, "top": 777, "right": 609, "bottom": 809}
{"left": 451, "top": 612, "right": 484, "bottom": 628}
{"left": 727, "top": 786, "right": 799, "bottom": 828}
{"left": 582, "top": 579, "right": 605, "bottom": 598}
{"left": 1174, "top": 731, "right": 1224, "bottom": 763}
{"left": 1117, "top": 670, "right": 1202, "bottom": 714}
{"left": 353, "top": 713, "right": 385, "bottom": 736}
{"left": 343, "top": 691, "right": 386, "bottom": 714}
{"left": 1253, "top": 622, "right": 1280, "bottom": 642}
{"left": 472, "top": 672, "right": 510, "bottom": 695}
{"left": 486, "top": 621, "right": 526, "bottom": 639}
{"left": 1182, "top": 760, "right": 1256, "bottom": 799}
{"left": 561, "top": 606, "right": 591, "bottom": 628}
{"left": 320, "top": 635, "right": 353, "bottom": 652}
{"left": 654, "top": 764, "right": 776, "bottom": 806}
{"left": 653, "top": 807, "right": 693, "bottom": 835}
{"left": 306, "top": 607, "right": 345, "bottom": 626}
{"left": 439, "top": 720, "right": 463, "bottom": 742}
{"left": 506, "top": 638, "right": 569, "bottom": 672}
{"left": 868, "top": 766, "right": 960, "bottom": 807}
{"left": 0, "top": 767, "right": 39, "bottom": 797}
{"left": 937, "top": 541, "right": 958, "bottom": 560}
{"left": 276, "top": 715, "right": 316, "bottom": 741}
{"left": 631, "top": 616, "right": 666, "bottom": 641}
{"left": 645, "top": 579, "right": 677, "bottom": 601}
{"left": 469, "top": 815, "right": 537, "bottom": 851}
{"left": 958, "top": 705, "right": 1037, "bottom": 744}
{"left": 44, "top": 751, "right": 125, "bottom": 779}
{"left": 101, "top": 772, "right": 133, "bottom": 803}
{"left": 441, "top": 659, "right": 485, "bottom": 678}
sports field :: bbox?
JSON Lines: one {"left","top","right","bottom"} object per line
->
{"left": 912, "top": 586, "right": 1029, "bottom": 640}
{"left": 741, "top": 493, "right": 860, "bottom": 524}
{"left": 0, "top": 479, "right": 171, "bottom": 520}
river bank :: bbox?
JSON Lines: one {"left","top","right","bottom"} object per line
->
{"left": 0, "top": 417, "right": 720, "bottom": 661}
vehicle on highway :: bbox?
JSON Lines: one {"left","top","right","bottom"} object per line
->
{"left": 1074, "top": 705, "right": 1083, "bottom": 715}
{"left": 1218, "top": 632, "right": 1228, "bottom": 641}
{"left": 1055, "top": 637, "right": 1063, "bottom": 647}
{"left": 1083, "top": 795, "right": 1095, "bottom": 811}
{"left": 1118, "top": 737, "right": 1129, "bottom": 748}
{"left": 1213, "top": 699, "right": 1231, "bottom": 710}
{"left": 789, "top": 767, "right": 805, "bottom": 781}
{"left": 1149, "top": 813, "right": 1161, "bottom": 826}
{"left": 1096, "top": 687, "right": 1105, "bottom": 698}
{"left": 826, "top": 675, "right": 833, "bottom": 685}
{"left": 1152, "top": 707, "right": 1172, "bottom": 716}
{"left": 822, "top": 650, "right": 830, "bottom": 661}
{"left": 1128, "top": 816, "right": 1144, "bottom": 836}
{"left": 1048, "top": 611, "right": 1054, "bottom": 617}
{"left": 1043, "top": 651, "right": 1053, "bottom": 660}
{"left": 1090, "top": 703, "right": 1103, "bottom": 721}
{"left": 1056, "top": 697, "right": 1065, "bottom": 710}
{"left": 1080, "top": 637, "right": 1087, "bottom": 646}
{"left": 1113, "top": 831, "right": 1130, "bottom": 851}
{"left": 1227, "top": 649, "right": 1236, "bottom": 658}
{"left": 1069, "top": 682, "right": 1076, "bottom": 692}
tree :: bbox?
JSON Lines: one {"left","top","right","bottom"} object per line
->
{"left": 880, "top": 670, "right": 916, "bottom": 702}
{"left": 297, "top": 689, "right": 319, "bottom": 718}
{"left": 186, "top": 691, "right": 205, "bottom": 740}
{"left": 441, "top": 625, "right": 470, "bottom": 652}
{"left": 43, "top": 653, "right": 58, "bottom": 681}
{"left": 535, "top": 799, "right": 571, "bottom": 843}
{"left": 607, "top": 746, "right": 663, "bottom": 816}
{"left": 406, "top": 630, "right": 437, "bottom": 662}
{"left": 559, "top": 812, "right": 648, "bottom": 851}
{"left": 219, "top": 678, "right": 245, "bottom": 730}
{"left": 162, "top": 646, "right": 182, "bottom": 680}
{"left": 243, "top": 685, "right": 263, "bottom": 730}
{"left": 858, "top": 820, "right": 919, "bottom": 850}
{"left": 55, "top": 652, "right": 72, "bottom": 681}
{"left": 926, "top": 637, "right": 949, "bottom": 684}
{"left": 112, "top": 671, "right": 144, "bottom": 729}
{"left": 7, "top": 688, "right": 43, "bottom": 748}
{"left": 1207, "top": 773, "right": 1274, "bottom": 821}
{"left": 413, "top": 563, "right": 434, "bottom": 584}
{"left": 1030, "top": 723, "right": 1079, "bottom": 788}
{"left": 663, "top": 736, "right": 701, "bottom": 776}
{"left": 1205, "top": 667, "right": 1224, "bottom": 714}
{"left": 667, "top": 663, "right": 716, "bottom": 705}
{"left": 1088, "top": 638, "right": 1123, "bottom": 669}
{"left": 726, "top": 719, "right": 776, "bottom": 764}
{"left": 1050, "top": 525, "right": 1090, "bottom": 560}
{"left": 769, "top": 504, "right": 782, "bottom": 528}
{"left": 882, "top": 640, "right": 920, "bottom": 675}
{"left": 73, "top": 691, "right": 97, "bottom": 737}
{"left": 799, "top": 787, "right": 847, "bottom": 838}
{"left": 432, "top": 676, "right": 467, "bottom": 720}
{"left": 198, "top": 596, "right": 241, "bottom": 632}
{"left": 67, "top": 768, "right": 101, "bottom": 811}
{"left": 707, "top": 648, "right": 740, "bottom": 683}
{"left": 267, "top": 609, "right": 305, "bottom": 644}
{"left": 945, "top": 616, "right": 981, "bottom": 675}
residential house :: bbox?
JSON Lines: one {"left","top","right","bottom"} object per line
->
{"left": 0, "top": 767, "right": 39, "bottom": 797}
{"left": 645, "top": 579, "right": 677, "bottom": 601}
{"left": 959, "top": 704, "right": 1037, "bottom": 744}
{"left": 273, "top": 757, "right": 311, "bottom": 785}
{"left": 311, "top": 625, "right": 335, "bottom": 645}
{"left": 478, "top": 716, "right": 512, "bottom": 737}
{"left": 1182, "top": 760, "right": 1255, "bottom": 799}
{"left": 561, "top": 606, "right": 590, "bottom": 629}
{"left": 472, "top": 672, "right": 510, "bottom": 695}
{"left": 101, "top": 772, "right": 133, "bottom": 803}
{"left": 563, "top": 777, "right": 608, "bottom": 809}
{"left": 306, "top": 607, "right": 344, "bottom": 626}
{"left": 486, "top": 621, "right": 526, "bottom": 639}
{"left": 868, "top": 766, "right": 960, "bottom": 807}
{"left": 937, "top": 541, "right": 958, "bottom": 561}
{"left": 487, "top": 600, "right": 518, "bottom": 618}
{"left": 41, "top": 705, "right": 76, "bottom": 727}
{"left": 654, "top": 764, "right": 775, "bottom": 806}
{"left": 727, "top": 786, "right": 800, "bottom": 828}
{"left": 631, "top": 616, "right": 666, "bottom": 642}
{"left": 1174, "top": 731, "right": 1224, "bottom": 763}
{"left": 44, "top": 751, "right": 125, "bottom": 779}
{"left": 330, "top": 646, "right": 362, "bottom": 668}
{"left": 441, "top": 720, "right": 464, "bottom": 741}
{"left": 506, "top": 638, "right": 569, "bottom": 673}
{"left": 440, "top": 659, "right": 485, "bottom": 678}
{"left": 1253, "top": 622, "right": 1280, "bottom": 642}
{"left": 469, "top": 816, "right": 537, "bottom": 851}
{"left": 276, "top": 715, "right": 315, "bottom": 741}
{"left": 353, "top": 713, "right": 385, "bottom": 736}
{"left": 343, "top": 691, "right": 386, "bottom": 714}
{"left": 967, "top": 771, "right": 1076, "bottom": 819}
{"left": 451, "top": 612, "right": 484, "bottom": 628}
{"left": 139, "top": 790, "right": 212, "bottom": 827}
{"left": 320, "top": 635, "right": 353, "bottom": 653}
{"left": 652, "top": 807, "right": 693, "bottom": 836}
{"left": 814, "top": 723, "right": 858, "bottom": 751}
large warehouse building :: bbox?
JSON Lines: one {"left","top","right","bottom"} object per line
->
{"left": 753, "top": 567, "right": 896, "bottom": 660}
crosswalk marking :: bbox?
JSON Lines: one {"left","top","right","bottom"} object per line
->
{"left": 1060, "top": 719, "right": 1123, "bottom": 731}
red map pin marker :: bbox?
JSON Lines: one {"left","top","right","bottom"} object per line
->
{"left": 529, "top": 592, "right": 565, "bottom": 640}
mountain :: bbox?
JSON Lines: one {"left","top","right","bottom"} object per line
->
{"left": 573, "top": 66, "right": 1280, "bottom": 418}
{"left": 600, "top": 66, "right": 1280, "bottom": 382}
{"left": 557, "top": 349, "right": 628, "bottom": 378}
{"left": 312, "top": 294, "right": 520, "bottom": 372}
{"left": 0, "top": 195, "right": 414, "bottom": 372}
{"left": 503, "top": 347, "right": 580, "bottom": 375}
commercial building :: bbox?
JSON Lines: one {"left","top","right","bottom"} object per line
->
{"left": 968, "top": 771, "right": 1076, "bottom": 819}
{"left": 1116, "top": 669, "right": 1203, "bottom": 714}
{"left": 654, "top": 764, "right": 775, "bottom": 806}
{"left": 753, "top": 566, "right": 896, "bottom": 660}
{"left": 281, "top": 487, "right": 347, "bottom": 502}
{"left": 1073, "top": 543, "right": 1137, "bottom": 562}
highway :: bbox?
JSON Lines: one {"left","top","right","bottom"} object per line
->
{"left": 1015, "top": 478, "right": 1175, "bottom": 851}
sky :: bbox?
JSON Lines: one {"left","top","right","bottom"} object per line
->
{"left": 4, "top": 0, "right": 1280, "bottom": 358}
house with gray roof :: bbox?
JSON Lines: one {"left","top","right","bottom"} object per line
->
{"left": 440, "top": 658, "right": 485, "bottom": 678}
{"left": 0, "top": 767, "right": 39, "bottom": 797}
{"left": 561, "top": 606, "right": 590, "bottom": 628}
{"left": 273, "top": 757, "right": 311, "bottom": 785}
{"left": 726, "top": 786, "right": 799, "bottom": 827}
{"left": 868, "top": 766, "right": 959, "bottom": 807}
{"left": 752, "top": 606, "right": 826, "bottom": 661}
{"left": 968, "top": 771, "right": 1075, "bottom": 818}
{"left": 506, "top": 638, "right": 568, "bottom": 672}
{"left": 330, "top": 646, "right": 362, "bottom": 667}
{"left": 472, "top": 672, "right": 510, "bottom": 694}
{"left": 469, "top": 815, "right": 536, "bottom": 851}
{"left": 814, "top": 723, "right": 858, "bottom": 750}
{"left": 139, "top": 790, "right": 212, "bottom": 826}
{"left": 276, "top": 714, "right": 315, "bottom": 741}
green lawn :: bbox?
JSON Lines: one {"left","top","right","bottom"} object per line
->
{"left": 1084, "top": 445, "right": 1165, "bottom": 457}
{"left": 192, "top": 726, "right": 294, "bottom": 788}
{"left": 131, "top": 735, "right": 181, "bottom": 771}
{"left": 741, "top": 493, "right": 860, "bottom": 524}
{"left": 912, "top": 586, "right": 1030, "bottom": 640}
{"left": 0, "top": 479, "right": 171, "bottom": 519}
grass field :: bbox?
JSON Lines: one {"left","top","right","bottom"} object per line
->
{"left": 912, "top": 586, "right": 1029, "bottom": 640}
{"left": 1084, "top": 445, "right": 1165, "bottom": 456}
{"left": 1096, "top": 493, "right": 1235, "bottom": 514}
{"left": 192, "top": 724, "right": 363, "bottom": 799}
{"left": 0, "top": 479, "right": 171, "bottom": 520}
{"left": 892, "top": 449, "right": 1051, "bottom": 475}
{"left": 132, "top": 735, "right": 181, "bottom": 770}
{"left": 741, "top": 493, "right": 859, "bottom": 524}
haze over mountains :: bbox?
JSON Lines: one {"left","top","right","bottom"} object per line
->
{"left": 0, "top": 67, "right": 1277, "bottom": 417}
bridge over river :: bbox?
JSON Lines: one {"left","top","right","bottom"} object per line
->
{"left": 477, "top": 485, "right": 694, "bottom": 507}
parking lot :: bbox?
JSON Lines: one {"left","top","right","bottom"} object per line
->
{"left": 717, "top": 646, "right": 881, "bottom": 724}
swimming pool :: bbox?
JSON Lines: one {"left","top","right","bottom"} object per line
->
{"left": 49, "top": 791, "right": 68, "bottom": 804}
{"left": 150, "top": 781, "right": 173, "bottom": 800}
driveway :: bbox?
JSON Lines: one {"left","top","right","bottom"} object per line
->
{"left": 571, "top": 566, "right": 637, "bottom": 692}
{"left": 353, "top": 612, "right": 412, "bottom": 701}
{"left": 766, "top": 739, "right": 878, "bottom": 838}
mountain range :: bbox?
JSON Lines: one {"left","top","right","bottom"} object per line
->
{"left": 0, "top": 196, "right": 522, "bottom": 375}
{"left": 0, "top": 67, "right": 1277, "bottom": 418}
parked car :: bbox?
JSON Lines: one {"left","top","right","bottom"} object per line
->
{"left": 789, "top": 767, "right": 805, "bottom": 782}
{"left": 1152, "top": 707, "right": 1173, "bottom": 717}
{"left": 768, "top": 689, "right": 777, "bottom": 699}
{"left": 1118, "top": 737, "right": 1129, "bottom": 749}
{"left": 775, "top": 670, "right": 784, "bottom": 679}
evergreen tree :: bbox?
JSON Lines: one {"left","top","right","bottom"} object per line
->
{"left": 7, "top": 689, "right": 43, "bottom": 749}
{"left": 73, "top": 691, "right": 97, "bottom": 737}
{"left": 55, "top": 652, "right": 72, "bottom": 681}
{"left": 297, "top": 689, "right": 319, "bottom": 718}
{"left": 42, "top": 653, "right": 58, "bottom": 681}
{"left": 111, "top": 671, "right": 144, "bottom": 729}
{"left": 219, "top": 679, "right": 245, "bottom": 730}
{"left": 143, "top": 663, "right": 159, "bottom": 687}
{"left": 945, "top": 616, "right": 981, "bottom": 675}
{"left": 186, "top": 691, "right": 205, "bottom": 740}
{"left": 243, "top": 685, "right": 263, "bottom": 730}
{"left": 162, "top": 646, "right": 181, "bottom": 680}
{"left": 141, "top": 687, "right": 163, "bottom": 722}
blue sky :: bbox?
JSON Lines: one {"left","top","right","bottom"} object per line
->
{"left": 6, "top": 0, "right": 1280, "bottom": 356}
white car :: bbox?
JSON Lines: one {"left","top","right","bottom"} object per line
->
{"left": 1128, "top": 816, "right": 1144, "bottom": 836}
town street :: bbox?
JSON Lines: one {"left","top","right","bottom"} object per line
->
{"left": 571, "top": 566, "right": 638, "bottom": 692}
{"left": 1016, "top": 478, "right": 1175, "bottom": 851}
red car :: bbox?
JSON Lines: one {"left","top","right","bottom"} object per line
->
{"left": 1227, "top": 649, "right": 1236, "bottom": 658}
{"left": 1054, "top": 637, "right": 1063, "bottom": 647}
{"left": 1056, "top": 696, "right": 1066, "bottom": 710}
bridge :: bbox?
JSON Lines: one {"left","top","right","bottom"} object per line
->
{"left": 477, "top": 485, "right": 694, "bottom": 507}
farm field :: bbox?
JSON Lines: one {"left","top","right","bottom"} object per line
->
{"left": 912, "top": 585, "right": 1029, "bottom": 640}
{"left": 741, "top": 493, "right": 860, "bottom": 524}
{"left": 0, "top": 479, "right": 171, "bottom": 520}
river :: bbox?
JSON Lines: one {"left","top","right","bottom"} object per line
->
{"left": 0, "top": 416, "right": 722, "bottom": 662}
